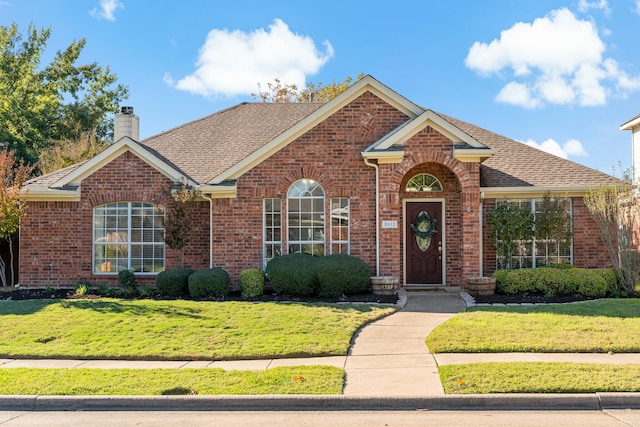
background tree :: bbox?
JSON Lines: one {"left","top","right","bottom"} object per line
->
{"left": 252, "top": 74, "right": 364, "bottom": 103}
{"left": 0, "top": 150, "right": 33, "bottom": 288}
{"left": 0, "top": 23, "right": 128, "bottom": 170}
{"left": 488, "top": 202, "right": 535, "bottom": 270}
{"left": 161, "top": 182, "right": 196, "bottom": 268}
{"left": 535, "top": 191, "right": 573, "bottom": 266}
{"left": 584, "top": 182, "right": 640, "bottom": 293}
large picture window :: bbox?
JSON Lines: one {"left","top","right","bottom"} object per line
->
{"left": 93, "top": 202, "right": 165, "bottom": 274}
{"left": 287, "top": 179, "right": 325, "bottom": 256}
{"left": 494, "top": 199, "right": 572, "bottom": 269}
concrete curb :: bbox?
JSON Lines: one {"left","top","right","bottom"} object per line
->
{"left": 1, "top": 393, "right": 639, "bottom": 411}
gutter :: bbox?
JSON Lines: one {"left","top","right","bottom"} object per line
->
{"left": 363, "top": 157, "right": 380, "bottom": 276}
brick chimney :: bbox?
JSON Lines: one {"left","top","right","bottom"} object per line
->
{"left": 114, "top": 106, "right": 140, "bottom": 142}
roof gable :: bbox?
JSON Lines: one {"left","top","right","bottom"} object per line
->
{"left": 52, "top": 137, "right": 196, "bottom": 188}
{"left": 207, "top": 75, "right": 424, "bottom": 184}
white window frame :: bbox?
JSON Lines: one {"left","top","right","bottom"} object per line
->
{"left": 330, "top": 197, "right": 350, "bottom": 254}
{"left": 287, "top": 179, "right": 325, "bottom": 256}
{"left": 263, "top": 198, "right": 282, "bottom": 269}
{"left": 494, "top": 198, "right": 573, "bottom": 269}
{"left": 93, "top": 202, "right": 165, "bottom": 275}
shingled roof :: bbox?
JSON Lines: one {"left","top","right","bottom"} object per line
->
{"left": 438, "top": 113, "right": 618, "bottom": 188}
{"left": 23, "top": 92, "right": 617, "bottom": 193}
{"left": 139, "top": 102, "right": 323, "bottom": 184}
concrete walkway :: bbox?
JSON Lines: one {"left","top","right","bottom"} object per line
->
{"left": 343, "top": 291, "right": 465, "bottom": 396}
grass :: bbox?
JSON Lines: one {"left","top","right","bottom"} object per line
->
{"left": 440, "top": 362, "right": 640, "bottom": 394}
{"left": 0, "top": 366, "right": 343, "bottom": 395}
{"left": 427, "top": 299, "right": 640, "bottom": 353}
{"left": 0, "top": 299, "right": 394, "bottom": 360}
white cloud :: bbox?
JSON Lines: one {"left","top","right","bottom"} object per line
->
{"left": 523, "top": 138, "right": 588, "bottom": 159}
{"left": 168, "top": 19, "right": 334, "bottom": 98}
{"left": 465, "top": 8, "right": 640, "bottom": 108}
{"left": 89, "top": 0, "right": 123, "bottom": 21}
{"left": 578, "top": 0, "right": 611, "bottom": 15}
{"left": 635, "top": 1, "right": 640, "bottom": 14}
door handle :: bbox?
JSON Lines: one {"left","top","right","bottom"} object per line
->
{"left": 437, "top": 242, "right": 442, "bottom": 259}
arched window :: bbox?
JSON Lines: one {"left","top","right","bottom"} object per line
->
{"left": 93, "top": 202, "right": 165, "bottom": 274}
{"left": 287, "top": 179, "right": 325, "bottom": 256}
{"left": 406, "top": 173, "right": 443, "bottom": 192}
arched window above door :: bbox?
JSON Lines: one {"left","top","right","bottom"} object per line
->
{"left": 406, "top": 173, "right": 443, "bottom": 192}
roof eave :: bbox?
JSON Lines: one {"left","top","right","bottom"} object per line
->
{"left": 197, "top": 183, "right": 237, "bottom": 198}
{"left": 621, "top": 114, "right": 640, "bottom": 130}
{"left": 480, "top": 185, "right": 597, "bottom": 199}
{"left": 19, "top": 186, "right": 80, "bottom": 201}
{"left": 361, "top": 150, "right": 404, "bottom": 164}
{"left": 454, "top": 148, "right": 495, "bottom": 163}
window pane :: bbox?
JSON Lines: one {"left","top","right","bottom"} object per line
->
{"left": 93, "top": 202, "right": 165, "bottom": 274}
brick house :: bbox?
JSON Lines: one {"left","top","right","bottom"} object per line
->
{"left": 19, "top": 75, "right": 617, "bottom": 289}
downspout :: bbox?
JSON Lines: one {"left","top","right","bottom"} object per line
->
{"left": 363, "top": 157, "right": 380, "bottom": 277}
{"left": 479, "top": 193, "right": 484, "bottom": 276}
{"left": 201, "top": 192, "right": 214, "bottom": 269}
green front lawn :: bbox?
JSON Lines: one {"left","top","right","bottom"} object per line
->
{"left": 0, "top": 299, "right": 394, "bottom": 360}
{"left": 427, "top": 299, "right": 640, "bottom": 353}
{"left": 440, "top": 362, "right": 640, "bottom": 394}
{"left": 0, "top": 366, "right": 343, "bottom": 395}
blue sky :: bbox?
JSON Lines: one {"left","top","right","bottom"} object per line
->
{"left": 2, "top": 0, "right": 640, "bottom": 174}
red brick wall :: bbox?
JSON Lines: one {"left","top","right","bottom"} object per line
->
{"left": 209, "top": 92, "right": 410, "bottom": 283}
{"left": 571, "top": 197, "right": 611, "bottom": 268}
{"left": 20, "top": 152, "right": 210, "bottom": 287}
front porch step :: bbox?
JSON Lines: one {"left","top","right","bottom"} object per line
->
{"left": 403, "top": 285, "right": 461, "bottom": 293}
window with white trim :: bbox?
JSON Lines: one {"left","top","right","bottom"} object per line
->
{"left": 406, "top": 173, "right": 443, "bottom": 192}
{"left": 330, "top": 197, "right": 350, "bottom": 254}
{"left": 494, "top": 199, "right": 572, "bottom": 269}
{"left": 287, "top": 179, "right": 325, "bottom": 256}
{"left": 93, "top": 202, "right": 165, "bottom": 274}
{"left": 263, "top": 198, "right": 282, "bottom": 268}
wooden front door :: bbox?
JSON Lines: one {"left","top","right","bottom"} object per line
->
{"left": 405, "top": 201, "right": 443, "bottom": 285}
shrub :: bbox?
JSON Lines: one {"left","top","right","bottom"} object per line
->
{"left": 156, "top": 268, "right": 195, "bottom": 297}
{"left": 494, "top": 267, "right": 612, "bottom": 298}
{"left": 239, "top": 268, "right": 265, "bottom": 299}
{"left": 316, "top": 254, "right": 371, "bottom": 298}
{"left": 188, "top": 268, "right": 230, "bottom": 299}
{"left": 118, "top": 269, "right": 137, "bottom": 296}
{"left": 266, "top": 253, "right": 319, "bottom": 296}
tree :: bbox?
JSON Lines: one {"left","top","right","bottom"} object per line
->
{"left": 161, "top": 182, "right": 196, "bottom": 268}
{"left": 0, "top": 150, "right": 33, "bottom": 288}
{"left": 535, "top": 191, "right": 573, "bottom": 266}
{"left": 488, "top": 202, "right": 535, "bottom": 270}
{"left": 0, "top": 23, "right": 128, "bottom": 168}
{"left": 252, "top": 74, "right": 364, "bottom": 103}
{"left": 584, "top": 182, "right": 640, "bottom": 293}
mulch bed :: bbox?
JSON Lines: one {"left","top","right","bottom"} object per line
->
{"left": 472, "top": 293, "right": 597, "bottom": 304}
{"left": 0, "top": 288, "right": 399, "bottom": 305}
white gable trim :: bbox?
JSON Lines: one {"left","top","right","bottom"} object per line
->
{"left": 207, "top": 75, "right": 424, "bottom": 184}
{"left": 366, "top": 109, "right": 487, "bottom": 151}
{"left": 52, "top": 137, "right": 197, "bottom": 188}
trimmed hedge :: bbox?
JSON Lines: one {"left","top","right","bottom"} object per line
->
{"left": 156, "top": 268, "right": 195, "bottom": 297}
{"left": 118, "top": 269, "right": 137, "bottom": 296}
{"left": 493, "top": 267, "right": 617, "bottom": 298}
{"left": 239, "top": 268, "right": 265, "bottom": 299}
{"left": 188, "top": 268, "right": 230, "bottom": 299}
{"left": 266, "top": 253, "right": 319, "bottom": 296}
{"left": 266, "top": 253, "right": 372, "bottom": 297}
{"left": 316, "top": 254, "right": 371, "bottom": 298}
